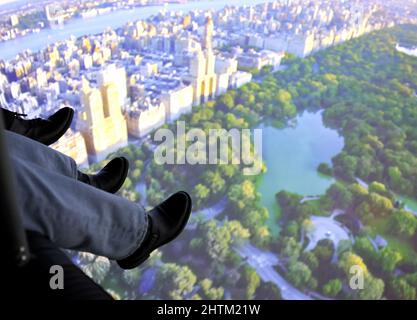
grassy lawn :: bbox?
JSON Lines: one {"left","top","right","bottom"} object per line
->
{"left": 384, "top": 236, "right": 417, "bottom": 262}
{"left": 371, "top": 217, "right": 390, "bottom": 235}
{"left": 308, "top": 198, "right": 331, "bottom": 217}
{"left": 370, "top": 217, "right": 417, "bottom": 261}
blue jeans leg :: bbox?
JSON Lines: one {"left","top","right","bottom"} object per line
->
{"left": 4, "top": 130, "right": 77, "bottom": 179}
{"left": 10, "top": 155, "right": 148, "bottom": 260}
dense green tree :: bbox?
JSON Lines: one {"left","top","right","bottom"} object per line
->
{"left": 353, "top": 236, "right": 378, "bottom": 263}
{"left": 300, "top": 251, "right": 319, "bottom": 271}
{"left": 388, "top": 166, "right": 403, "bottom": 190}
{"left": 368, "top": 192, "right": 394, "bottom": 217}
{"left": 242, "top": 267, "right": 261, "bottom": 299}
{"left": 369, "top": 182, "right": 388, "bottom": 196}
{"left": 123, "top": 268, "right": 142, "bottom": 286}
{"left": 131, "top": 168, "right": 141, "bottom": 182}
{"left": 287, "top": 261, "right": 313, "bottom": 289}
{"left": 199, "top": 278, "right": 224, "bottom": 300}
{"left": 356, "top": 276, "right": 385, "bottom": 300}
{"left": 313, "top": 239, "right": 335, "bottom": 265}
{"left": 253, "top": 225, "right": 271, "bottom": 247}
{"left": 280, "top": 236, "right": 301, "bottom": 261}
{"left": 356, "top": 201, "right": 373, "bottom": 223}
{"left": 194, "top": 183, "right": 211, "bottom": 208}
{"left": 333, "top": 152, "right": 357, "bottom": 181}
{"left": 226, "top": 220, "right": 251, "bottom": 243}
{"left": 189, "top": 237, "right": 203, "bottom": 252}
{"left": 326, "top": 183, "right": 353, "bottom": 209}
{"left": 156, "top": 263, "right": 197, "bottom": 300}
{"left": 388, "top": 210, "right": 417, "bottom": 238}
{"left": 217, "top": 92, "right": 235, "bottom": 110}
{"left": 203, "top": 171, "right": 226, "bottom": 195}
{"left": 322, "top": 279, "right": 342, "bottom": 297}
{"left": 339, "top": 251, "right": 368, "bottom": 276}
{"left": 378, "top": 247, "right": 402, "bottom": 274}
{"left": 349, "top": 183, "right": 369, "bottom": 202}
{"left": 201, "top": 220, "right": 232, "bottom": 263}
{"left": 318, "top": 163, "right": 333, "bottom": 176}
{"left": 228, "top": 184, "right": 248, "bottom": 210}
{"left": 284, "top": 220, "right": 299, "bottom": 238}
{"left": 256, "top": 281, "right": 282, "bottom": 300}
{"left": 389, "top": 278, "right": 416, "bottom": 300}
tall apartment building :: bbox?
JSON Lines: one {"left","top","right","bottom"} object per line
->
{"left": 161, "top": 84, "right": 194, "bottom": 122}
{"left": 96, "top": 64, "right": 128, "bottom": 107}
{"left": 126, "top": 99, "right": 166, "bottom": 138}
{"left": 183, "top": 16, "right": 217, "bottom": 106}
{"left": 77, "top": 78, "right": 128, "bottom": 162}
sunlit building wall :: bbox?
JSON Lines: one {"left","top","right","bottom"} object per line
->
{"left": 126, "top": 101, "right": 166, "bottom": 138}
{"left": 51, "top": 129, "right": 89, "bottom": 168}
{"left": 161, "top": 84, "right": 194, "bottom": 122}
{"left": 77, "top": 79, "right": 128, "bottom": 162}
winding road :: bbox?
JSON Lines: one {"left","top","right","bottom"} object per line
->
{"left": 234, "top": 243, "right": 312, "bottom": 300}
{"left": 191, "top": 199, "right": 314, "bottom": 299}
{"left": 135, "top": 175, "right": 318, "bottom": 299}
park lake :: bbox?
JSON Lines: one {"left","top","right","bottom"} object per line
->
{"left": 257, "top": 111, "right": 344, "bottom": 236}
{"left": 257, "top": 111, "right": 417, "bottom": 236}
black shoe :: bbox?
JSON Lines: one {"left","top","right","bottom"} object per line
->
{"left": 117, "top": 191, "right": 192, "bottom": 269}
{"left": 77, "top": 157, "right": 129, "bottom": 194}
{"left": 3, "top": 107, "right": 74, "bottom": 145}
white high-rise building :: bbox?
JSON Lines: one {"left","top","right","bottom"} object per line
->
{"left": 161, "top": 84, "right": 194, "bottom": 122}
{"left": 183, "top": 16, "right": 217, "bottom": 106}
{"left": 97, "top": 64, "right": 128, "bottom": 107}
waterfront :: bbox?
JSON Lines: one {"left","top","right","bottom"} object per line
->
{"left": 0, "top": 0, "right": 268, "bottom": 61}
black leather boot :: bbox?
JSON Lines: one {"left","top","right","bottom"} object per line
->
{"left": 77, "top": 157, "right": 129, "bottom": 194}
{"left": 117, "top": 191, "right": 192, "bottom": 269}
{"left": 1, "top": 107, "right": 74, "bottom": 146}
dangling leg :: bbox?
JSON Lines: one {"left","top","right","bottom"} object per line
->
{"left": 12, "top": 155, "right": 148, "bottom": 260}
{"left": 5, "top": 130, "right": 129, "bottom": 194}
{"left": 5, "top": 130, "right": 77, "bottom": 179}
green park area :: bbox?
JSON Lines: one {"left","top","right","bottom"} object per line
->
{"left": 81, "top": 24, "right": 417, "bottom": 300}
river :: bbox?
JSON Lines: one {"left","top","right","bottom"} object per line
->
{"left": 0, "top": 0, "right": 269, "bottom": 61}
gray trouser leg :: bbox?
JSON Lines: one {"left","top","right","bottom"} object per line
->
{"left": 6, "top": 133, "right": 148, "bottom": 260}
{"left": 5, "top": 130, "right": 77, "bottom": 179}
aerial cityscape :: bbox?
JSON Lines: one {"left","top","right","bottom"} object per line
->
{"left": 2, "top": 0, "right": 417, "bottom": 300}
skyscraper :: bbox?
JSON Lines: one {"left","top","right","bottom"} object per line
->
{"left": 203, "top": 15, "right": 214, "bottom": 51}
{"left": 100, "top": 82, "right": 120, "bottom": 118}
{"left": 183, "top": 16, "right": 217, "bottom": 106}
{"left": 77, "top": 78, "right": 128, "bottom": 162}
{"left": 97, "top": 64, "right": 128, "bottom": 107}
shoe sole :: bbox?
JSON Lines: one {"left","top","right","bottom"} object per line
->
{"left": 43, "top": 109, "right": 74, "bottom": 146}
{"left": 108, "top": 157, "right": 129, "bottom": 194}
{"left": 119, "top": 191, "right": 192, "bottom": 269}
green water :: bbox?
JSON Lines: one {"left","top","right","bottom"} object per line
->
{"left": 257, "top": 111, "right": 344, "bottom": 236}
